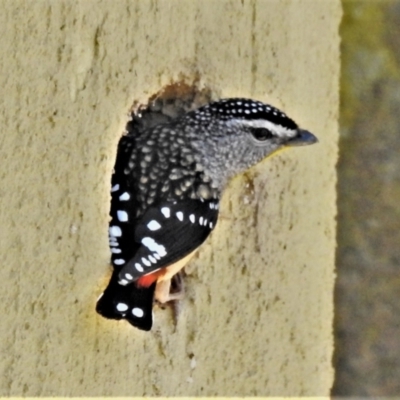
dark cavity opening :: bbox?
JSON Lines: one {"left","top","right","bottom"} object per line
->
{"left": 126, "top": 82, "right": 215, "bottom": 136}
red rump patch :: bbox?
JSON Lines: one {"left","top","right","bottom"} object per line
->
{"left": 137, "top": 270, "right": 165, "bottom": 288}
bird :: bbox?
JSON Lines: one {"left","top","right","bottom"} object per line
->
{"left": 96, "top": 97, "right": 318, "bottom": 331}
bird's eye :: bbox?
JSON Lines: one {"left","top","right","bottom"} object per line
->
{"left": 250, "top": 127, "right": 274, "bottom": 141}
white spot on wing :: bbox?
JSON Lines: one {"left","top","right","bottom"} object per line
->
{"left": 142, "top": 257, "right": 151, "bottom": 267}
{"left": 116, "top": 303, "right": 129, "bottom": 312}
{"left": 148, "top": 255, "right": 157, "bottom": 264}
{"left": 189, "top": 214, "right": 195, "bottom": 223}
{"left": 114, "top": 259, "right": 125, "bottom": 265}
{"left": 176, "top": 211, "right": 184, "bottom": 221}
{"left": 132, "top": 307, "right": 144, "bottom": 318}
{"left": 119, "top": 192, "right": 130, "bottom": 201}
{"left": 111, "top": 184, "right": 120, "bottom": 193}
{"left": 147, "top": 220, "right": 161, "bottom": 231}
{"left": 161, "top": 207, "right": 170, "bottom": 218}
{"left": 141, "top": 237, "right": 167, "bottom": 257}
{"left": 111, "top": 248, "right": 121, "bottom": 254}
{"left": 135, "top": 263, "right": 144, "bottom": 272}
{"left": 109, "top": 226, "right": 122, "bottom": 237}
{"left": 117, "top": 210, "right": 128, "bottom": 222}
{"left": 199, "top": 217, "right": 204, "bottom": 225}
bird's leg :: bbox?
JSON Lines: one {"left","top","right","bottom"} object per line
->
{"left": 155, "top": 272, "right": 185, "bottom": 326}
{"left": 155, "top": 271, "right": 185, "bottom": 303}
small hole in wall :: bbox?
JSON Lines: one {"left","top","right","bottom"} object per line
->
{"left": 126, "top": 82, "right": 216, "bottom": 136}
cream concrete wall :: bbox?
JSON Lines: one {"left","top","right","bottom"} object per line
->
{"left": 0, "top": 0, "right": 340, "bottom": 396}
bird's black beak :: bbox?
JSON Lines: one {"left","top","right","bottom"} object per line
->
{"left": 286, "top": 129, "right": 318, "bottom": 147}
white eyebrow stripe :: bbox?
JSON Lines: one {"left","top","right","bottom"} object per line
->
{"left": 230, "top": 119, "right": 297, "bottom": 138}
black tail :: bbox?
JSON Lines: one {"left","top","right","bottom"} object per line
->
{"left": 96, "top": 269, "right": 156, "bottom": 331}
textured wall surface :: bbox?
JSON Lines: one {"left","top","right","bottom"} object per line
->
{"left": 0, "top": 0, "right": 340, "bottom": 396}
{"left": 334, "top": 1, "right": 400, "bottom": 396}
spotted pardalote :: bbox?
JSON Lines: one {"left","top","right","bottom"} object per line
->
{"left": 96, "top": 98, "right": 318, "bottom": 331}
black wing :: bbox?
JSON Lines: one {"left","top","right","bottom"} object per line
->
{"left": 96, "top": 269, "right": 155, "bottom": 331}
{"left": 97, "top": 133, "right": 158, "bottom": 330}
{"left": 108, "top": 134, "right": 141, "bottom": 271}
{"left": 118, "top": 198, "right": 219, "bottom": 284}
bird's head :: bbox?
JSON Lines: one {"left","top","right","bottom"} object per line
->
{"left": 185, "top": 98, "right": 318, "bottom": 186}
